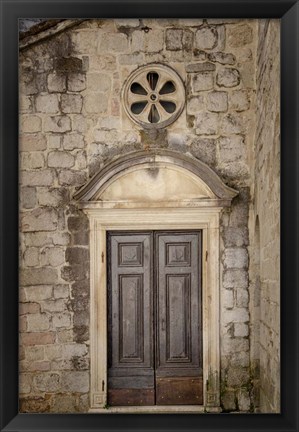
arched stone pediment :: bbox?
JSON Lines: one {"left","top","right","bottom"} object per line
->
{"left": 74, "top": 150, "right": 238, "bottom": 208}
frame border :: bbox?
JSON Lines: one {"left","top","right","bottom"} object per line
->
{"left": 1, "top": 1, "right": 298, "bottom": 431}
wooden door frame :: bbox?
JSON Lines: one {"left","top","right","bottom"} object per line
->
{"left": 84, "top": 208, "right": 221, "bottom": 413}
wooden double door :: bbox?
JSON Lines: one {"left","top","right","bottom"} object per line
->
{"left": 107, "top": 231, "right": 203, "bottom": 406}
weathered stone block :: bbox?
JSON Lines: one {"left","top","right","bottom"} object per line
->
{"left": 195, "top": 112, "right": 219, "bottom": 135}
{"left": 71, "top": 114, "right": 89, "bottom": 133}
{"left": 222, "top": 338, "right": 249, "bottom": 356}
{"left": 54, "top": 285, "right": 69, "bottom": 299}
{"left": 24, "top": 285, "right": 53, "bottom": 302}
{"left": 234, "top": 323, "right": 249, "bottom": 337}
{"left": 62, "top": 343, "right": 88, "bottom": 359}
{"left": 19, "top": 302, "right": 40, "bottom": 315}
{"left": 44, "top": 344, "right": 62, "bottom": 361}
{"left": 73, "top": 310, "right": 89, "bottom": 327}
{"left": 193, "top": 50, "right": 207, "bottom": 61}
{"left": 21, "top": 115, "right": 42, "bottom": 133}
{"left": 207, "top": 91, "right": 228, "bottom": 112}
{"left": 217, "top": 68, "right": 240, "bottom": 88}
{"left": 33, "top": 373, "right": 61, "bottom": 392}
{"left": 115, "top": 18, "right": 140, "bottom": 27}
{"left": 71, "top": 30, "right": 98, "bottom": 54}
{"left": 223, "top": 248, "right": 248, "bottom": 269}
{"left": 237, "top": 389, "right": 251, "bottom": 411}
{"left": 187, "top": 95, "right": 205, "bottom": 114}
{"left": 231, "top": 351, "right": 250, "bottom": 368}
{"left": 118, "top": 53, "right": 144, "bottom": 65}
{"left": 186, "top": 62, "right": 215, "bottom": 73}
{"left": 230, "top": 90, "right": 251, "bottom": 111}
{"left": 21, "top": 208, "right": 58, "bottom": 232}
{"left": 48, "top": 151, "right": 75, "bottom": 168}
{"left": 221, "top": 390, "right": 236, "bottom": 411}
{"left": 51, "top": 393, "right": 78, "bottom": 413}
{"left": 84, "top": 94, "right": 108, "bottom": 113}
{"left": 86, "top": 73, "right": 111, "bottom": 92}
{"left": 226, "top": 366, "right": 249, "bottom": 386}
{"left": 41, "top": 299, "right": 67, "bottom": 313}
{"left": 20, "top": 267, "right": 58, "bottom": 286}
{"left": 23, "top": 247, "right": 39, "bottom": 267}
{"left": 61, "top": 264, "right": 88, "bottom": 282}
{"left": 236, "top": 289, "right": 249, "bottom": 308}
{"left": 195, "top": 27, "right": 218, "bottom": 50}
{"left": 165, "top": 28, "right": 181, "bottom": 50}
{"left": 44, "top": 116, "right": 71, "bottom": 133}
{"left": 19, "top": 315, "right": 28, "bottom": 332}
{"left": 228, "top": 24, "right": 253, "bottom": 48}
{"left": 52, "top": 232, "right": 71, "bottom": 246}
{"left": 222, "top": 307, "right": 249, "bottom": 324}
{"left": 35, "top": 94, "right": 59, "bottom": 113}
{"left": 222, "top": 289, "right": 234, "bottom": 309}
{"left": 190, "top": 138, "right": 216, "bottom": 166}
{"left": 20, "top": 187, "right": 37, "bottom": 209}
{"left": 208, "top": 52, "right": 236, "bottom": 65}
{"left": 20, "top": 133, "right": 47, "bottom": 152}
{"left": 221, "top": 113, "right": 246, "bottom": 134}
{"left": 99, "top": 33, "right": 128, "bottom": 52}
{"left": 61, "top": 371, "right": 89, "bottom": 392}
{"left": 66, "top": 247, "right": 89, "bottom": 264}
{"left": 131, "top": 29, "right": 145, "bottom": 52}
{"left": 20, "top": 331, "right": 56, "bottom": 346}
{"left": 53, "top": 313, "right": 72, "bottom": 328}
{"left": 57, "top": 329, "right": 73, "bottom": 343}
{"left": 67, "top": 73, "right": 86, "bottom": 92}
{"left": 146, "top": 29, "right": 164, "bottom": 52}
{"left": 47, "top": 73, "right": 66, "bottom": 93}
{"left": 58, "top": 170, "right": 87, "bottom": 187}
{"left": 25, "top": 346, "right": 45, "bottom": 361}
{"left": 71, "top": 280, "right": 89, "bottom": 298}
{"left": 47, "top": 135, "right": 61, "bottom": 149}
{"left": 72, "top": 230, "right": 89, "bottom": 246}
{"left": 222, "top": 227, "right": 249, "bottom": 247}
{"left": 217, "top": 135, "right": 246, "bottom": 164}
{"left": 60, "top": 94, "right": 83, "bottom": 114}
{"left": 75, "top": 150, "right": 87, "bottom": 170}
{"left": 37, "top": 188, "right": 69, "bottom": 207}
{"left": 54, "top": 57, "right": 83, "bottom": 73}
{"left": 21, "top": 152, "right": 45, "bottom": 170}
{"left": 20, "top": 68, "right": 38, "bottom": 95}
{"left": 223, "top": 269, "right": 248, "bottom": 289}
{"left": 192, "top": 72, "right": 214, "bottom": 92}
{"left": 20, "top": 395, "right": 51, "bottom": 413}
{"left": 19, "top": 373, "right": 33, "bottom": 394}
{"left": 40, "top": 247, "right": 65, "bottom": 267}
{"left": 27, "top": 313, "right": 51, "bottom": 332}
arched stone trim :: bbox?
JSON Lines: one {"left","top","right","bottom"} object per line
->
{"left": 74, "top": 149, "right": 238, "bottom": 207}
{"left": 74, "top": 150, "right": 238, "bottom": 413}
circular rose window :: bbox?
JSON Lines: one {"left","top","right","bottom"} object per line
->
{"left": 122, "top": 64, "right": 185, "bottom": 129}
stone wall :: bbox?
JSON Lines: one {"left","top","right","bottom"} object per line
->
{"left": 19, "top": 18, "right": 264, "bottom": 412}
{"left": 248, "top": 19, "right": 280, "bottom": 413}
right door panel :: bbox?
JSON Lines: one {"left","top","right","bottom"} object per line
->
{"left": 155, "top": 232, "right": 203, "bottom": 405}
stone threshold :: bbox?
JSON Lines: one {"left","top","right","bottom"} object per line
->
{"left": 89, "top": 405, "right": 222, "bottom": 414}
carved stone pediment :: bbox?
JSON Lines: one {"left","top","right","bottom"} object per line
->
{"left": 74, "top": 150, "right": 238, "bottom": 209}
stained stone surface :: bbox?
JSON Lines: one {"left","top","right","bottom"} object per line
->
{"left": 18, "top": 18, "right": 279, "bottom": 413}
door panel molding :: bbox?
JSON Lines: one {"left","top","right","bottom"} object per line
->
{"left": 107, "top": 232, "right": 154, "bottom": 405}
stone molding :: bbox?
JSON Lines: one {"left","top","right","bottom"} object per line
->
{"left": 74, "top": 149, "right": 238, "bottom": 206}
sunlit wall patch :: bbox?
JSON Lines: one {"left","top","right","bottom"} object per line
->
{"left": 122, "top": 64, "right": 185, "bottom": 129}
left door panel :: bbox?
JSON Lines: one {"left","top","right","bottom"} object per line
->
{"left": 107, "top": 232, "right": 154, "bottom": 406}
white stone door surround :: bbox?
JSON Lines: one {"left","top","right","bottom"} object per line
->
{"left": 74, "top": 149, "right": 238, "bottom": 413}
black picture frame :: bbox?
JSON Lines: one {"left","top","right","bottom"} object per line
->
{"left": 1, "top": 1, "right": 298, "bottom": 431}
